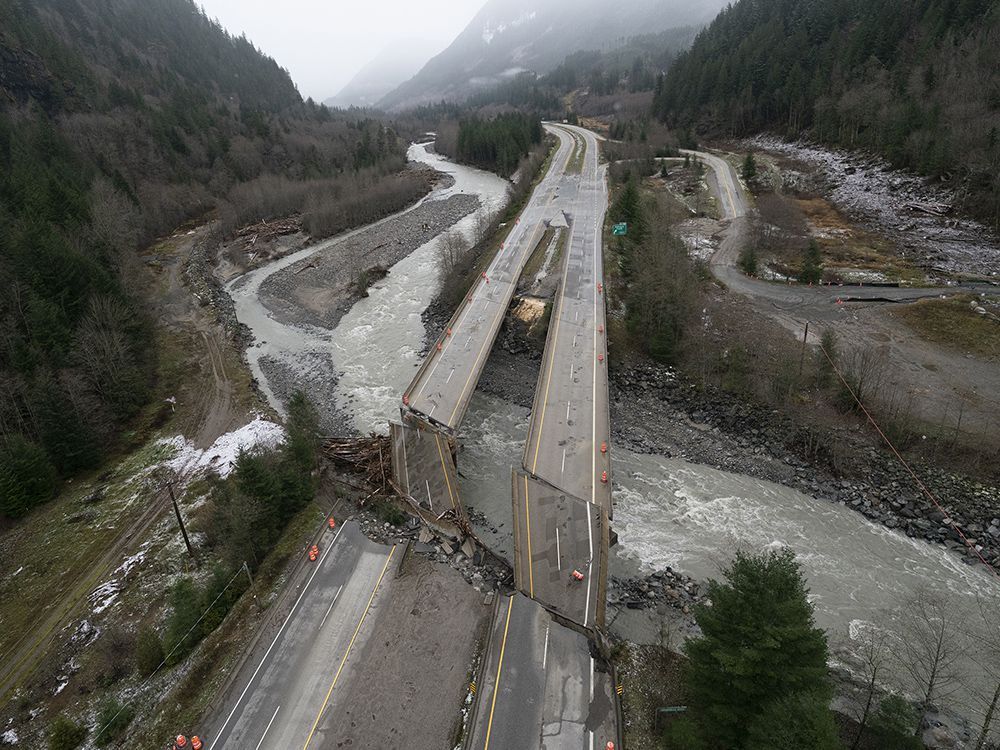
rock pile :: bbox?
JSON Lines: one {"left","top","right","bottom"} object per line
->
{"left": 612, "top": 362, "right": 1000, "bottom": 569}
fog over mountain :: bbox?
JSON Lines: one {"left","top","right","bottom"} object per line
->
{"left": 324, "top": 39, "right": 443, "bottom": 109}
{"left": 378, "top": 0, "right": 727, "bottom": 111}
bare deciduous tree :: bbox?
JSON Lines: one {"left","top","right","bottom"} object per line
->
{"left": 849, "top": 624, "right": 893, "bottom": 749}
{"left": 895, "top": 591, "right": 966, "bottom": 736}
{"left": 436, "top": 230, "right": 468, "bottom": 274}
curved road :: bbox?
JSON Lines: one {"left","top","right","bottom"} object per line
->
{"left": 683, "top": 148, "right": 995, "bottom": 320}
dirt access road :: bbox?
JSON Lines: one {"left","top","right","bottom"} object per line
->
{"left": 689, "top": 148, "right": 1000, "bottom": 439}
{"left": 0, "top": 224, "right": 259, "bottom": 709}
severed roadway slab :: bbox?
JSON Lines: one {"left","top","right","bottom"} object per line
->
{"left": 466, "top": 593, "right": 617, "bottom": 750}
{"left": 403, "top": 129, "right": 576, "bottom": 432}
{"left": 512, "top": 470, "right": 607, "bottom": 631}
{"left": 389, "top": 413, "right": 463, "bottom": 521}
{"left": 523, "top": 124, "right": 612, "bottom": 518}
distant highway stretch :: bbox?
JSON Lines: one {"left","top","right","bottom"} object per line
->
{"left": 523, "top": 124, "right": 611, "bottom": 516}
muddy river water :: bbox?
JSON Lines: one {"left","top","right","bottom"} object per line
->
{"left": 230, "top": 145, "right": 999, "bottom": 733}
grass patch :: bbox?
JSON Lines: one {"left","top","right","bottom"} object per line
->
{"left": 894, "top": 296, "right": 1000, "bottom": 360}
{"left": 618, "top": 643, "right": 686, "bottom": 749}
{"left": 794, "top": 196, "right": 926, "bottom": 284}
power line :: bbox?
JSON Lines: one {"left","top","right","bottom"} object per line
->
{"left": 91, "top": 563, "right": 248, "bottom": 744}
{"left": 816, "top": 336, "right": 999, "bottom": 582}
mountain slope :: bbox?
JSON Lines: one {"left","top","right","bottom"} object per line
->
{"left": 0, "top": 0, "right": 407, "bottom": 516}
{"left": 654, "top": 0, "right": 1000, "bottom": 225}
{"left": 378, "top": 0, "right": 724, "bottom": 111}
{"left": 325, "top": 40, "right": 441, "bottom": 109}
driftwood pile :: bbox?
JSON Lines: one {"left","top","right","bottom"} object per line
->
{"left": 236, "top": 215, "right": 303, "bottom": 252}
{"left": 904, "top": 201, "right": 951, "bottom": 217}
{"left": 323, "top": 434, "right": 393, "bottom": 499}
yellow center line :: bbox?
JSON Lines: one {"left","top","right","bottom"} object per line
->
{"left": 483, "top": 596, "right": 515, "bottom": 750}
{"left": 434, "top": 433, "right": 457, "bottom": 509}
{"left": 301, "top": 545, "right": 397, "bottom": 750}
{"left": 524, "top": 474, "right": 534, "bottom": 597}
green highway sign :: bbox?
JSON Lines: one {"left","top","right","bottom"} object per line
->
{"left": 612, "top": 222, "right": 628, "bottom": 236}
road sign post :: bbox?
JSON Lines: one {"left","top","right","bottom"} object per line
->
{"left": 612, "top": 223, "right": 627, "bottom": 236}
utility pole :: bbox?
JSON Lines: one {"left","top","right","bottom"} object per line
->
{"left": 168, "top": 482, "right": 196, "bottom": 564}
{"left": 798, "top": 321, "right": 810, "bottom": 379}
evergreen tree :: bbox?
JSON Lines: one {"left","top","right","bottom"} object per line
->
{"left": 738, "top": 245, "right": 758, "bottom": 275}
{"left": 48, "top": 716, "right": 87, "bottom": 750}
{"left": 799, "top": 240, "right": 824, "bottom": 284}
{"left": 683, "top": 548, "right": 832, "bottom": 749}
{"left": 742, "top": 151, "right": 758, "bottom": 182}
{"left": 0, "top": 435, "right": 58, "bottom": 518}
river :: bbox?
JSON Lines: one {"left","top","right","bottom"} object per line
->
{"left": 228, "top": 145, "right": 999, "bottom": 733}
{"left": 227, "top": 142, "right": 510, "bottom": 432}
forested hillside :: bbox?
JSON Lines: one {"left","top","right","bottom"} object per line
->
{"left": 654, "top": 0, "right": 1000, "bottom": 225}
{"left": 0, "top": 0, "right": 407, "bottom": 518}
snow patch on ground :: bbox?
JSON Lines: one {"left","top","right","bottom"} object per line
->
{"left": 2, "top": 728, "right": 18, "bottom": 744}
{"left": 162, "top": 418, "right": 285, "bottom": 480}
{"left": 749, "top": 135, "right": 1000, "bottom": 277}
{"left": 88, "top": 546, "right": 148, "bottom": 615}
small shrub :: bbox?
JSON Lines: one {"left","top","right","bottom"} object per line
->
{"left": 48, "top": 716, "right": 87, "bottom": 750}
{"left": 94, "top": 698, "right": 134, "bottom": 748}
{"left": 738, "top": 245, "right": 758, "bottom": 275}
{"left": 134, "top": 627, "right": 164, "bottom": 677}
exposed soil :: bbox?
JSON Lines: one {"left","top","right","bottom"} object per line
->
{"left": 325, "top": 552, "right": 491, "bottom": 750}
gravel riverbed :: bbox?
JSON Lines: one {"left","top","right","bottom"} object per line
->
{"left": 258, "top": 193, "right": 480, "bottom": 331}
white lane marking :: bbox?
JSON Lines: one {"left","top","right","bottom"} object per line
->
{"left": 573, "top": 333, "right": 577, "bottom": 348}
{"left": 568, "top": 363, "right": 574, "bottom": 380}
{"left": 560, "top": 449, "right": 566, "bottom": 475}
{"left": 318, "top": 585, "right": 343, "bottom": 630}
{"left": 254, "top": 706, "right": 280, "bottom": 750}
{"left": 590, "top": 656, "right": 595, "bottom": 701}
{"left": 575, "top": 310, "right": 579, "bottom": 322}
{"left": 446, "top": 368, "right": 455, "bottom": 384}
{"left": 555, "top": 528, "right": 561, "bottom": 570}
{"left": 566, "top": 401, "right": 572, "bottom": 422}
{"left": 425, "top": 480, "right": 433, "bottom": 513}
{"left": 542, "top": 624, "right": 550, "bottom": 670}
{"left": 210, "top": 524, "right": 345, "bottom": 749}
{"left": 584, "top": 508, "right": 593, "bottom": 628}
{"left": 428, "top": 404, "right": 436, "bottom": 418}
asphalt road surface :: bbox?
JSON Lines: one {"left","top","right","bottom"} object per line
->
{"left": 466, "top": 594, "right": 617, "bottom": 750}
{"left": 390, "top": 413, "right": 462, "bottom": 518}
{"left": 405, "top": 129, "right": 576, "bottom": 432}
{"left": 512, "top": 471, "right": 606, "bottom": 629}
{"left": 204, "top": 522, "right": 396, "bottom": 750}
{"left": 524, "top": 125, "right": 612, "bottom": 516}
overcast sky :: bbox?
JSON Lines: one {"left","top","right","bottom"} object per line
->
{"left": 195, "top": 0, "right": 485, "bottom": 101}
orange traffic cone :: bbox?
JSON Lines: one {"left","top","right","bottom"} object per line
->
{"left": 328, "top": 517, "right": 336, "bottom": 530}
{"left": 174, "top": 737, "right": 188, "bottom": 750}
{"left": 191, "top": 738, "right": 203, "bottom": 750}
{"left": 601, "top": 442, "right": 607, "bottom": 454}
{"left": 601, "top": 470, "right": 608, "bottom": 484}
{"left": 572, "top": 570, "right": 585, "bottom": 581}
